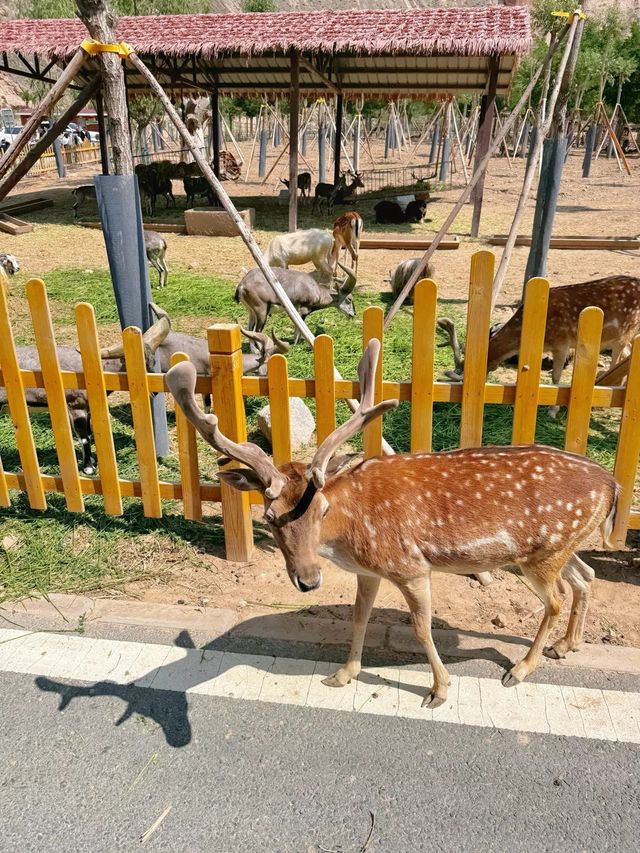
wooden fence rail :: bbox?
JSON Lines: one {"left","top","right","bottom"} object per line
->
{"left": 1, "top": 250, "right": 640, "bottom": 562}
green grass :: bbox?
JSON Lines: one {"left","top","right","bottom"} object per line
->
{"left": 0, "top": 263, "right": 625, "bottom": 602}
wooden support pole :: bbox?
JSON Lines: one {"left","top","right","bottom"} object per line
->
{"left": 0, "top": 47, "right": 89, "bottom": 178}
{"left": 96, "top": 89, "right": 110, "bottom": 175}
{"left": 383, "top": 20, "right": 571, "bottom": 330}
{"left": 333, "top": 92, "right": 343, "bottom": 185}
{"left": 470, "top": 56, "right": 499, "bottom": 238}
{"left": 211, "top": 87, "right": 220, "bottom": 178}
{"left": 288, "top": 50, "right": 299, "bottom": 232}
{"left": 77, "top": 0, "right": 134, "bottom": 175}
{"left": 0, "top": 76, "right": 100, "bottom": 202}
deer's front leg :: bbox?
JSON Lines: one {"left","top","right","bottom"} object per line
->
{"left": 323, "top": 574, "right": 380, "bottom": 688}
{"left": 399, "top": 574, "right": 450, "bottom": 709}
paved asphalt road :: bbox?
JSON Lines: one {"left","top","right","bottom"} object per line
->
{"left": 0, "top": 629, "right": 639, "bottom": 852}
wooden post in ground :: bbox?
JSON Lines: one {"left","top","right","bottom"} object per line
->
{"left": 470, "top": 57, "right": 499, "bottom": 238}
{"left": 211, "top": 87, "right": 221, "bottom": 178}
{"left": 0, "top": 76, "right": 100, "bottom": 201}
{"left": 333, "top": 92, "right": 343, "bottom": 185}
{"left": 77, "top": 0, "right": 134, "bottom": 174}
{"left": 209, "top": 325, "right": 254, "bottom": 561}
{"left": 288, "top": 50, "right": 299, "bottom": 232}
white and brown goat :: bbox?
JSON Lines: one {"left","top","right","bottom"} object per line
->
{"left": 330, "top": 211, "right": 363, "bottom": 275}
{"left": 167, "top": 341, "right": 619, "bottom": 709}
{"left": 439, "top": 275, "right": 640, "bottom": 411}
{"left": 264, "top": 228, "right": 335, "bottom": 282}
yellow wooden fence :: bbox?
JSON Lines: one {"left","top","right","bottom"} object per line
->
{"left": 1, "top": 249, "right": 640, "bottom": 562}
{"left": 16, "top": 140, "right": 101, "bottom": 176}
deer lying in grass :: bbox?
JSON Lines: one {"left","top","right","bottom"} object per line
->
{"left": 438, "top": 275, "right": 640, "bottom": 415}
{"left": 167, "top": 340, "right": 619, "bottom": 708}
{"left": 235, "top": 263, "right": 357, "bottom": 343}
{"left": 0, "top": 310, "right": 170, "bottom": 475}
{"left": 151, "top": 304, "right": 288, "bottom": 409}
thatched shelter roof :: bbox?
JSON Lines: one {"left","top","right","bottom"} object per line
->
{"left": 0, "top": 7, "right": 531, "bottom": 97}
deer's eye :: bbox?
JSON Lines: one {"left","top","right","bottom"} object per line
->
{"left": 264, "top": 508, "right": 276, "bottom": 524}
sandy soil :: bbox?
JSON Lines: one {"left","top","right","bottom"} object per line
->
{"left": 3, "top": 146, "right": 640, "bottom": 649}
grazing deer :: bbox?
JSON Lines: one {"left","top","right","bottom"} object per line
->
{"left": 331, "top": 211, "right": 364, "bottom": 274}
{"left": 167, "top": 341, "right": 619, "bottom": 708}
{"left": 234, "top": 263, "right": 357, "bottom": 343}
{"left": 280, "top": 172, "right": 312, "bottom": 201}
{"left": 438, "top": 275, "right": 640, "bottom": 414}
{"left": 264, "top": 228, "right": 335, "bottom": 281}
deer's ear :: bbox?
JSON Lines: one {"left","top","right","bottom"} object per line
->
{"left": 218, "top": 469, "right": 265, "bottom": 492}
{"left": 325, "top": 453, "right": 358, "bottom": 478}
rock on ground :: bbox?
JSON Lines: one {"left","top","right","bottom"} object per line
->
{"left": 258, "top": 397, "right": 315, "bottom": 451}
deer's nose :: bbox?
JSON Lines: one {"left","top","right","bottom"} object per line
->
{"left": 295, "top": 572, "right": 322, "bottom": 593}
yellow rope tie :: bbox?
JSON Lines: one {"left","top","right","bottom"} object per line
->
{"left": 80, "top": 38, "right": 134, "bottom": 59}
{"left": 552, "top": 9, "right": 587, "bottom": 21}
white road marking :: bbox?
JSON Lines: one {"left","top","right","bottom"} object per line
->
{"left": 0, "top": 629, "right": 638, "bottom": 744}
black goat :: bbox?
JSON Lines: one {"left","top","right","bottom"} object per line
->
{"left": 374, "top": 198, "right": 427, "bottom": 225}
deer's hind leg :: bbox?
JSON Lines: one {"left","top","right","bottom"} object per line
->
{"left": 502, "top": 552, "right": 568, "bottom": 687}
{"left": 549, "top": 342, "right": 571, "bottom": 419}
{"left": 545, "top": 553, "right": 594, "bottom": 659}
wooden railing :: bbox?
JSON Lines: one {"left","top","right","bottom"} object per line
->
{"left": 1, "top": 250, "right": 639, "bottom": 562}
{"left": 15, "top": 140, "right": 101, "bottom": 175}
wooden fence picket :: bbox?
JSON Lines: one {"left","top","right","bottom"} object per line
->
{"left": 362, "top": 306, "right": 384, "bottom": 459}
{"left": 27, "top": 279, "right": 84, "bottom": 512}
{"left": 410, "top": 278, "right": 437, "bottom": 452}
{"left": 314, "top": 335, "right": 336, "bottom": 444}
{"left": 75, "top": 302, "right": 123, "bottom": 516}
{"left": 209, "top": 324, "right": 254, "bottom": 561}
{"left": 123, "top": 326, "right": 162, "bottom": 518}
{"left": 268, "top": 354, "right": 291, "bottom": 466}
{"left": 511, "top": 278, "right": 549, "bottom": 445}
{"left": 170, "top": 352, "right": 202, "bottom": 522}
{"left": 0, "top": 280, "right": 46, "bottom": 510}
{"left": 564, "top": 307, "right": 604, "bottom": 455}
{"left": 0, "top": 453, "right": 10, "bottom": 507}
{"left": 612, "top": 336, "right": 640, "bottom": 547}
{"left": 460, "top": 250, "right": 494, "bottom": 448}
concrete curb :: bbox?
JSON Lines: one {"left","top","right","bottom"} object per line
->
{"left": 4, "top": 593, "right": 640, "bottom": 677}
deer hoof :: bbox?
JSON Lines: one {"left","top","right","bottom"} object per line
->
{"left": 322, "top": 670, "right": 352, "bottom": 688}
{"left": 83, "top": 464, "right": 96, "bottom": 476}
{"left": 501, "top": 668, "right": 522, "bottom": 688}
{"left": 421, "top": 690, "right": 446, "bottom": 709}
{"left": 543, "top": 645, "right": 562, "bottom": 660}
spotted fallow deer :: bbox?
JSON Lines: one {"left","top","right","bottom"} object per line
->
{"left": 166, "top": 341, "right": 620, "bottom": 709}
{"left": 331, "top": 211, "right": 364, "bottom": 275}
{"left": 438, "top": 275, "right": 640, "bottom": 394}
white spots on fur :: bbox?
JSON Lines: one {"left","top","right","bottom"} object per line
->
{"left": 456, "top": 499, "right": 464, "bottom": 507}
{"left": 535, "top": 465, "right": 543, "bottom": 473}
{"left": 590, "top": 489, "right": 597, "bottom": 499}
{"left": 572, "top": 518, "right": 580, "bottom": 529}
{"left": 540, "top": 524, "right": 549, "bottom": 536}
{"left": 441, "top": 471, "right": 449, "bottom": 478}
{"left": 524, "top": 507, "right": 530, "bottom": 516}
{"left": 526, "top": 536, "right": 534, "bottom": 545}
{"left": 545, "top": 504, "right": 553, "bottom": 512}
{"left": 383, "top": 500, "right": 391, "bottom": 509}
{"left": 517, "top": 520, "right": 524, "bottom": 528}
{"left": 364, "top": 518, "right": 376, "bottom": 538}
{"left": 567, "top": 502, "right": 574, "bottom": 511}
{"left": 550, "top": 533, "right": 562, "bottom": 545}
{"left": 505, "top": 473, "right": 512, "bottom": 480}
{"left": 458, "top": 530, "right": 516, "bottom": 554}
{"left": 556, "top": 521, "right": 564, "bottom": 531}
{"left": 576, "top": 508, "right": 583, "bottom": 517}
{"left": 475, "top": 492, "right": 482, "bottom": 500}
{"left": 506, "top": 490, "right": 513, "bottom": 498}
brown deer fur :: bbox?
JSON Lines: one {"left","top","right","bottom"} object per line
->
{"left": 166, "top": 342, "right": 620, "bottom": 709}
{"left": 331, "top": 211, "right": 364, "bottom": 274}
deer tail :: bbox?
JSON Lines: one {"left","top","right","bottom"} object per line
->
{"left": 601, "top": 481, "right": 621, "bottom": 549}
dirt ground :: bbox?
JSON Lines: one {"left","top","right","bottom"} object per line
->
{"left": 3, "top": 146, "right": 640, "bottom": 649}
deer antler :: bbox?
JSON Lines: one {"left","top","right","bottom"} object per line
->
{"left": 99, "top": 305, "right": 171, "bottom": 359}
{"left": 270, "top": 330, "right": 290, "bottom": 354}
{"left": 308, "top": 340, "right": 398, "bottom": 489}
{"left": 240, "top": 327, "right": 270, "bottom": 354}
{"left": 436, "top": 317, "right": 464, "bottom": 374}
{"left": 335, "top": 260, "right": 357, "bottom": 294}
{"left": 166, "top": 361, "right": 287, "bottom": 499}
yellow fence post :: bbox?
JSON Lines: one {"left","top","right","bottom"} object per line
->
{"left": 0, "top": 453, "right": 10, "bottom": 507}
{"left": 123, "top": 326, "right": 162, "bottom": 518}
{"left": 460, "top": 250, "right": 494, "bottom": 448}
{"left": 170, "top": 352, "right": 202, "bottom": 522}
{"left": 0, "top": 279, "right": 46, "bottom": 510}
{"left": 268, "top": 354, "right": 291, "bottom": 466}
{"left": 209, "top": 324, "right": 254, "bottom": 562}
{"left": 314, "top": 335, "right": 336, "bottom": 445}
{"left": 511, "top": 277, "right": 549, "bottom": 445}
{"left": 27, "top": 279, "right": 84, "bottom": 513}
{"left": 363, "top": 306, "right": 384, "bottom": 459}
{"left": 612, "top": 336, "right": 640, "bottom": 547}
{"left": 564, "top": 307, "right": 603, "bottom": 455}
{"left": 411, "top": 278, "right": 437, "bottom": 453}
{"left": 75, "top": 303, "right": 123, "bottom": 516}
